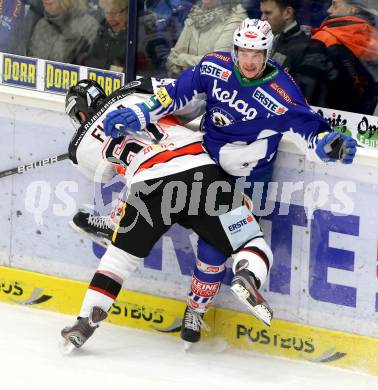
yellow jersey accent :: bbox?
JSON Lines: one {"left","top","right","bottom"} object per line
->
{"left": 156, "top": 87, "right": 173, "bottom": 108}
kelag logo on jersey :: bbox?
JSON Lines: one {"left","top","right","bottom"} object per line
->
{"left": 200, "top": 62, "right": 231, "bottom": 81}
{"left": 212, "top": 80, "right": 257, "bottom": 120}
{"left": 252, "top": 87, "right": 288, "bottom": 115}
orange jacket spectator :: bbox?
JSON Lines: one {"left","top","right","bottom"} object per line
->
{"left": 312, "top": 6, "right": 378, "bottom": 114}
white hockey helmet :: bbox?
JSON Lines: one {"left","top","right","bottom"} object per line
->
{"left": 231, "top": 18, "right": 274, "bottom": 67}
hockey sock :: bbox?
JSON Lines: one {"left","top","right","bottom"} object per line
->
{"left": 187, "top": 258, "right": 227, "bottom": 313}
{"left": 79, "top": 271, "right": 123, "bottom": 318}
{"left": 79, "top": 245, "right": 141, "bottom": 318}
{"left": 189, "top": 239, "right": 228, "bottom": 313}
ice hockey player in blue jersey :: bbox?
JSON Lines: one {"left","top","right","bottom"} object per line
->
{"left": 104, "top": 18, "right": 357, "bottom": 178}
{"left": 103, "top": 18, "right": 357, "bottom": 342}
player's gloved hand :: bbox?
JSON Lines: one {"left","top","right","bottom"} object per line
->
{"left": 315, "top": 132, "right": 357, "bottom": 164}
{"left": 104, "top": 104, "right": 150, "bottom": 138}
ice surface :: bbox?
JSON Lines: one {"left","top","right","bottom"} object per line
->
{"left": 0, "top": 302, "right": 377, "bottom": 390}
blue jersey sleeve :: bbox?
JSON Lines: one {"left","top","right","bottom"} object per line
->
{"left": 143, "top": 61, "right": 207, "bottom": 121}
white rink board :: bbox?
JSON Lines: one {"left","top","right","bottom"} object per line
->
{"left": 1, "top": 100, "right": 378, "bottom": 339}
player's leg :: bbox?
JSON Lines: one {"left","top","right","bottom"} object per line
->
{"left": 181, "top": 238, "right": 227, "bottom": 343}
{"left": 189, "top": 174, "right": 274, "bottom": 327}
{"left": 178, "top": 165, "right": 234, "bottom": 344}
{"left": 61, "top": 187, "right": 172, "bottom": 350}
{"left": 61, "top": 244, "right": 141, "bottom": 349}
{"left": 230, "top": 236, "right": 274, "bottom": 326}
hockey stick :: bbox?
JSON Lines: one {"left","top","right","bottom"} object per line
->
{"left": 0, "top": 153, "right": 69, "bottom": 179}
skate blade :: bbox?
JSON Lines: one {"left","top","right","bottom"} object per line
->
{"left": 69, "top": 221, "right": 110, "bottom": 248}
{"left": 59, "top": 337, "right": 76, "bottom": 355}
{"left": 230, "top": 284, "right": 272, "bottom": 326}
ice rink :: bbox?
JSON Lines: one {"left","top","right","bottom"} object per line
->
{"left": 1, "top": 302, "right": 377, "bottom": 390}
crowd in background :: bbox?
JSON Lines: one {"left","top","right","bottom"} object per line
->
{"left": 0, "top": 0, "right": 377, "bottom": 115}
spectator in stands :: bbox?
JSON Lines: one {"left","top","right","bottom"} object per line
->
{"left": 260, "top": 0, "right": 333, "bottom": 106}
{"left": 144, "top": 0, "right": 194, "bottom": 31}
{"left": 26, "top": 0, "right": 99, "bottom": 64}
{"left": 296, "top": 0, "right": 329, "bottom": 28}
{"left": 82, "top": 0, "right": 128, "bottom": 71}
{"left": 166, "top": 0, "right": 247, "bottom": 77}
{"left": 23, "top": 0, "right": 44, "bottom": 41}
{"left": 312, "top": 0, "right": 378, "bottom": 114}
{"left": 0, "top": 0, "right": 26, "bottom": 54}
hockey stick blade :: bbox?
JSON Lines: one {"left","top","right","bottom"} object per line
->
{"left": 0, "top": 153, "right": 69, "bottom": 179}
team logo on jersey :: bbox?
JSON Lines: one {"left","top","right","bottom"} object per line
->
{"left": 156, "top": 87, "right": 173, "bottom": 108}
{"left": 210, "top": 107, "right": 235, "bottom": 127}
{"left": 244, "top": 31, "right": 257, "bottom": 39}
{"left": 200, "top": 62, "right": 232, "bottom": 81}
{"left": 144, "top": 96, "right": 158, "bottom": 110}
{"left": 212, "top": 80, "right": 257, "bottom": 120}
{"left": 228, "top": 214, "right": 254, "bottom": 232}
{"left": 205, "top": 52, "right": 231, "bottom": 62}
{"left": 252, "top": 87, "right": 288, "bottom": 115}
{"left": 269, "top": 82, "right": 297, "bottom": 106}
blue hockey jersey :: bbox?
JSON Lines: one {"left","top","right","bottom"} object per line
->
{"left": 144, "top": 51, "right": 332, "bottom": 176}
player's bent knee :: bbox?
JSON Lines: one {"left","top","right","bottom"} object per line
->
{"left": 98, "top": 244, "right": 142, "bottom": 281}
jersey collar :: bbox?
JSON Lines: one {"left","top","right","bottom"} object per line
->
{"left": 234, "top": 63, "right": 278, "bottom": 87}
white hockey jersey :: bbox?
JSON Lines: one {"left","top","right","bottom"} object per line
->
{"left": 68, "top": 82, "right": 215, "bottom": 187}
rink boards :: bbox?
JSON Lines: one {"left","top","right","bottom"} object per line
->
{"left": 1, "top": 66, "right": 378, "bottom": 377}
{"left": 0, "top": 265, "right": 377, "bottom": 376}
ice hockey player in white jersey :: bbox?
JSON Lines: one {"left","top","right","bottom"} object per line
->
{"left": 61, "top": 78, "right": 274, "bottom": 352}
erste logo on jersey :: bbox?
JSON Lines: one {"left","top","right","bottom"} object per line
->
{"left": 212, "top": 80, "right": 257, "bottom": 120}
{"left": 210, "top": 107, "right": 235, "bottom": 127}
{"left": 200, "top": 61, "right": 231, "bottom": 81}
{"left": 252, "top": 87, "right": 288, "bottom": 115}
{"left": 228, "top": 214, "right": 254, "bottom": 232}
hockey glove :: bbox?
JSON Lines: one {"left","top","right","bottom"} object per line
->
{"left": 315, "top": 132, "right": 357, "bottom": 164}
{"left": 104, "top": 104, "right": 150, "bottom": 138}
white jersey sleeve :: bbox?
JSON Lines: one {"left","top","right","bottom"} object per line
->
{"left": 68, "top": 87, "right": 214, "bottom": 186}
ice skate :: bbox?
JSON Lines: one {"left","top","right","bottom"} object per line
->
{"left": 69, "top": 211, "right": 115, "bottom": 248}
{"left": 180, "top": 306, "right": 209, "bottom": 350}
{"left": 231, "top": 269, "right": 273, "bottom": 326}
{"left": 60, "top": 307, "right": 108, "bottom": 352}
